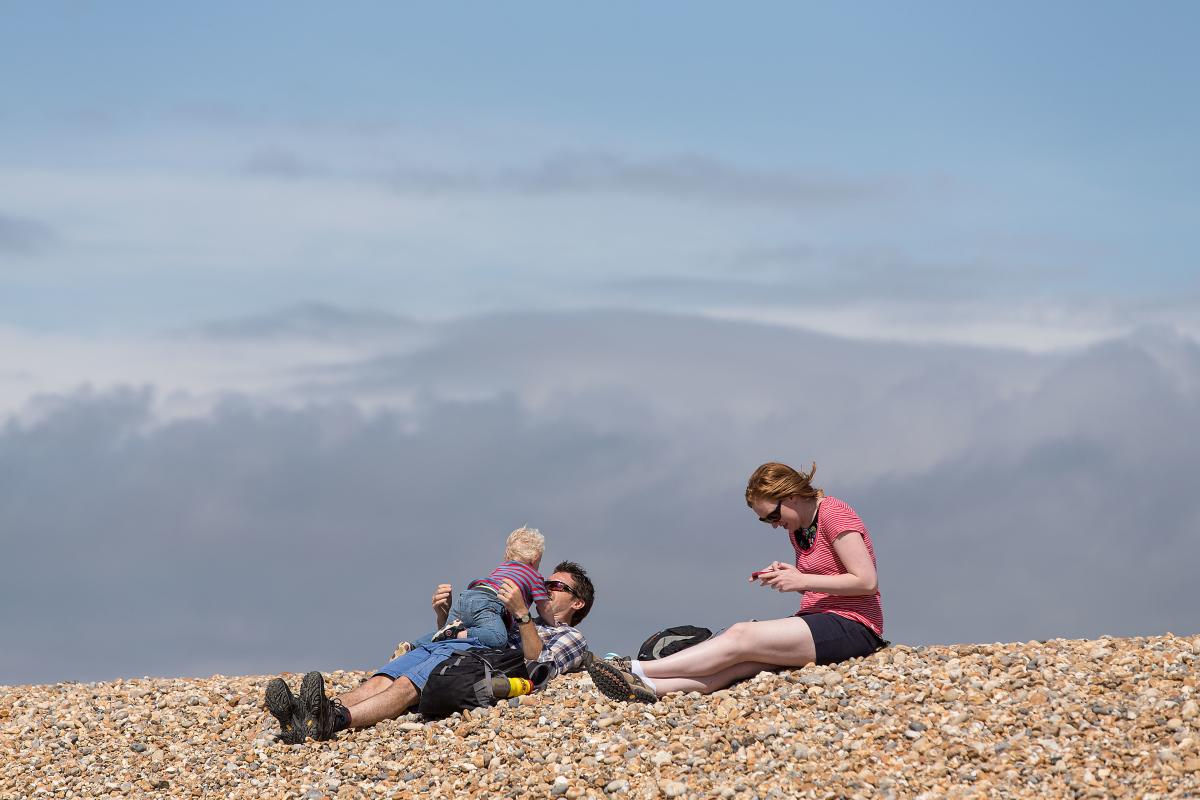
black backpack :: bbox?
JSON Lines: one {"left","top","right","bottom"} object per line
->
{"left": 637, "top": 625, "right": 713, "bottom": 660}
{"left": 417, "top": 647, "right": 531, "bottom": 719}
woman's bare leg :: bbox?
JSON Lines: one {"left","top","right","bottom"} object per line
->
{"left": 648, "top": 660, "right": 781, "bottom": 696}
{"left": 640, "top": 617, "right": 816, "bottom": 679}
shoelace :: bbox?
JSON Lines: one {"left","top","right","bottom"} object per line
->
{"left": 314, "top": 697, "right": 349, "bottom": 738}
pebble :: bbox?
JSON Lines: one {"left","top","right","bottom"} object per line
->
{"left": 1, "top": 635, "right": 1198, "bottom": 798}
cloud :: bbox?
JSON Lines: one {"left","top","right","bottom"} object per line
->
{"left": 5, "top": 136, "right": 1187, "bottom": 352}
{"left": 0, "top": 385, "right": 683, "bottom": 684}
{"left": 386, "top": 153, "right": 893, "bottom": 208}
{"left": 192, "top": 302, "right": 416, "bottom": 342}
{"left": 0, "top": 213, "right": 55, "bottom": 255}
{"left": 241, "top": 148, "right": 323, "bottom": 179}
{"left": 237, "top": 149, "right": 892, "bottom": 210}
{"left": 610, "top": 241, "right": 1082, "bottom": 304}
{"left": 593, "top": 244, "right": 1158, "bottom": 351}
{"left": 1, "top": 309, "right": 1198, "bottom": 684}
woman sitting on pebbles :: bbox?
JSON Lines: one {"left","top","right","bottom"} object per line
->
{"left": 588, "top": 461, "right": 886, "bottom": 703}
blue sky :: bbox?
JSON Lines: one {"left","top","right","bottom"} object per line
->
{"left": 2, "top": 2, "right": 1197, "bottom": 337}
{"left": 2, "top": 3, "right": 1199, "bottom": 684}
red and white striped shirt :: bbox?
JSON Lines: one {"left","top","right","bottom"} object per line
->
{"left": 475, "top": 561, "right": 550, "bottom": 607}
{"left": 792, "top": 496, "right": 884, "bottom": 637}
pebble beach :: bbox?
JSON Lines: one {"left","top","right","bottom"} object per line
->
{"left": 3, "top": 633, "right": 1198, "bottom": 799}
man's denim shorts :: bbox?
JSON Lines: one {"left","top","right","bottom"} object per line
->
{"left": 373, "top": 638, "right": 481, "bottom": 690}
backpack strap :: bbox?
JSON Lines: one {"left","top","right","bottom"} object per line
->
{"left": 465, "top": 651, "right": 504, "bottom": 706}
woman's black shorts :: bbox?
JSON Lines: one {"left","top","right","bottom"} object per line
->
{"left": 800, "top": 612, "right": 887, "bottom": 665}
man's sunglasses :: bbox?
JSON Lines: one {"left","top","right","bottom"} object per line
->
{"left": 545, "top": 579, "right": 578, "bottom": 597}
{"left": 758, "top": 500, "right": 783, "bottom": 524}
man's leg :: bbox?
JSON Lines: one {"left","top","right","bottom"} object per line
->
{"left": 343, "top": 676, "right": 420, "bottom": 728}
{"left": 308, "top": 639, "right": 477, "bottom": 735}
{"left": 337, "top": 674, "right": 395, "bottom": 708}
{"left": 330, "top": 640, "right": 462, "bottom": 730}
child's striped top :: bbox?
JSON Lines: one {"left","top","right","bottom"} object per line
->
{"left": 473, "top": 561, "right": 550, "bottom": 607}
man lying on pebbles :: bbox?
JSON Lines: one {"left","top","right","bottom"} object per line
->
{"left": 264, "top": 561, "right": 595, "bottom": 743}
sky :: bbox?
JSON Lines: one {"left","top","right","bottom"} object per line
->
{"left": 1, "top": 3, "right": 1198, "bottom": 685}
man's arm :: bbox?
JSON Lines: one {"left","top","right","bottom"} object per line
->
{"left": 432, "top": 584, "right": 453, "bottom": 629}
{"left": 496, "top": 579, "right": 544, "bottom": 661}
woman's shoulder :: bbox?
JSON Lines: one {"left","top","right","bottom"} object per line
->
{"left": 819, "top": 496, "right": 865, "bottom": 528}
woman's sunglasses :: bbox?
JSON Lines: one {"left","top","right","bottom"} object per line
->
{"left": 545, "top": 579, "right": 578, "bottom": 597}
{"left": 758, "top": 500, "right": 783, "bottom": 524}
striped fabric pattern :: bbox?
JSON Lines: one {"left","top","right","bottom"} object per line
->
{"left": 791, "top": 496, "right": 884, "bottom": 637}
{"left": 534, "top": 622, "right": 589, "bottom": 676}
{"left": 477, "top": 561, "right": 551, "bottom": 606}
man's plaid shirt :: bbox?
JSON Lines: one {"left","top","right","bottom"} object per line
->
{"left": 507, "top": 620, "right": 588, "bottom": 678}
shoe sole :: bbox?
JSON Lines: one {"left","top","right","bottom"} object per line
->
{"left": 430, "top": 620, "right": 463, "bottom": 643}
{"left": 265, "top": 679, "right": 305, "bottom": 744}
{"left": 587, "top": 660, "right": 657, "bottom": 704}
{"left": 299, "top": 671, "right": 337, "bottom": 741}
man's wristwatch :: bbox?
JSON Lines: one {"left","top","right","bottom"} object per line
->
{"left": 516, "top": 611, "right": 533, "bottom": 625}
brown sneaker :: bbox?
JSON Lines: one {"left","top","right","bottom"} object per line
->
{"left": 586, "top": 660, "right": 657, "bottom": 704}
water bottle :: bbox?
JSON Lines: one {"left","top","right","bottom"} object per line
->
{"left": 488, "top": 676, "right": 532, "bottom": 698}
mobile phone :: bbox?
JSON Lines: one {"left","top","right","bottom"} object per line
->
{"left": 750, "top": 570, "right": 770, "bottom": 579}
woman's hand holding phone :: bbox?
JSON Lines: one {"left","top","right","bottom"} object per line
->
{"left": 749, "top": 562, "right": 784, "bottom": 582}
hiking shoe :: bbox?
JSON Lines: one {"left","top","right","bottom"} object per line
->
{"left": 264, "top": 678, "right": 306, "bottom": 744}
{"left": 604, "top": 654, "right": 632, "bottom": 671}
{"left": 430, "top": 619, "right": 466, "bottom": 643}
{"left": 581, "top": 651, "right": 628, "bottom": 669}
{"left": 392, "top": 641, "right": 414, "bottom": 660}
{"left": 587, "top": 660, "right": 657, "bottom": 704}
{"left": 299, "top": 671, "right": 347, "bottom": 741}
